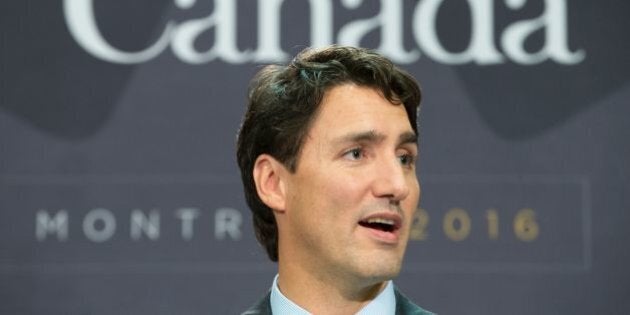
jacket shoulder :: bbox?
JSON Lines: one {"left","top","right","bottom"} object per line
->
{"left": 241, "top": 292, "right": 272, "bottom": 315}
{"left": 394, "top": 287, "right": 436, "bottom": 315}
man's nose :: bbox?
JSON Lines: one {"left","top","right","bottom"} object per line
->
{"left": 371, "top": 155, "right": 410, "bottom": 202}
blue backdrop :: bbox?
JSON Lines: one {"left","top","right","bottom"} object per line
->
{"left": 1, "top": 1, "right": 629, "bottom": 314}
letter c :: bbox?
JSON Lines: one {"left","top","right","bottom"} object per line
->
{"left": 63, "top": 0, "right": 173, "bottom": 64}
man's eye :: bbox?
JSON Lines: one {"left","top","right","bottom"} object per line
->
{"left": 398, "top": 154, "right": 416, "bottom": 167}
{"left": 343, "top": 148, "right": 363, "bottom": 160}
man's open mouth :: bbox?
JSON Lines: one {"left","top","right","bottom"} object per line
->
{"left": 359, "top": 218, "right": 397, "bottom": 232}
{"left": 358, "top": 214, "right": 402, "bottom": 233}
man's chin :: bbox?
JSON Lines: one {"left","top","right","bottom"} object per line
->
{"left": 355, "top": 261, "right": 403, "bottom": 285}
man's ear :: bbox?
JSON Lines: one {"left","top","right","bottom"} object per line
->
{"left": 252, "top": 154, "right": 288, "bottom": 213}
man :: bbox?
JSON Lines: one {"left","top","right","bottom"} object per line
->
{"left": 237, "top": 45, "right": 433, "bottom": 315}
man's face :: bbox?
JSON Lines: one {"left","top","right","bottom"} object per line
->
{"left": 279, "top": 83, "right": 420, "bottom": 286}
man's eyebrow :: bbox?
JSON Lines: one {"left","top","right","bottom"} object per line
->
{"left": 333, "top": 130, "right": 418, "bottom": 146}
{"left": 334, "top": 130, "right": 385, "bottom": 145}
{"left": 399, "top": 131, "right": 418, "bottom": 146}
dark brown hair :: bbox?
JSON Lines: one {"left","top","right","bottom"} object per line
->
{"left": 236, "top": 45, "right": 421, "bottom": 261}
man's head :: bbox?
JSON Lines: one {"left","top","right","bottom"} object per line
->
{"left": 236, "top": 46, "right": 421, "bottom": 280}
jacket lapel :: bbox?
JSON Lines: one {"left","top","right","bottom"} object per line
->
{"left": 394, "top": 287, "right": 435, "bottom": 315}
{"left": 241, "top": 291, "right": 272, "bottom": 315}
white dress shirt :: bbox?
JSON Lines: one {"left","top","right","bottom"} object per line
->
{"left": 269, "top": 275, "right": 396, "bottom": 315}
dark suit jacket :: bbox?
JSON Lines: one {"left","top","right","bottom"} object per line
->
{"left": 241, "top": 287, "right": 434, "bottom": 315}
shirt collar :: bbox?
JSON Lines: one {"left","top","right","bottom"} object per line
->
{"left": 270, "top": 275, "right": 396, "bottom": 315}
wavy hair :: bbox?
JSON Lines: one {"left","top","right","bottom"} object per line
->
{"left": 236, "top": 45, "right": 421, "bottom": 261}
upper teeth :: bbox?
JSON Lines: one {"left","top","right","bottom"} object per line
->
{"left": 366, "top": 218, "right": 394, "bottom": 225}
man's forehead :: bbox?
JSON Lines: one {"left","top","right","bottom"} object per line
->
{"left": 297, "top": 84, "right": 414, "bottom": 146}
{"left": 320, "top": 85, "right": 410, "bottom": 118}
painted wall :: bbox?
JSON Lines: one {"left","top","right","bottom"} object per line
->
{"left": 1, "top": 1, "right": 629, "bottom": 314}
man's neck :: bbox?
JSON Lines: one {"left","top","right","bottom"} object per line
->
{"left": 277, "top": 263, "right": 387, "bottom": 315}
